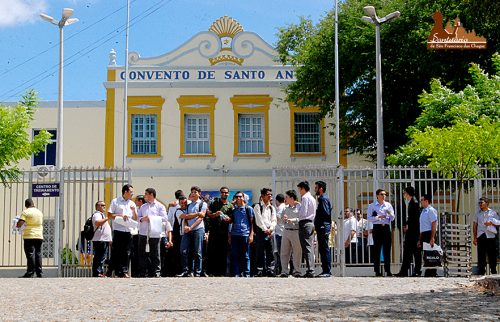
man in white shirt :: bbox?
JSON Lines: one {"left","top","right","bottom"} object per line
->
{"left": 274, "top": 194, "right": 286, "bottom": 276}
{"left": 137, "top": 188, "right": 169, "bottom": 277}
{"left": 418, "top": 193, "right": 438, "bottom": 277}
{"left": 356, "top": 209, "right": 368, "bottom": 264}
{"left": 473, "top": 197, "right": 499, "bottom": 275}
{"left": 107, "top": 184, "right": 137, "bottom": 278}
{"left": 297, "top": 181, "right": 317, "bottom": 278}
{"left": 254, "top": 187, "right": 277, "bottom": 277}
{"left": 91, "top": 201, "right": 111, "bottom": 277}
{"left": 343, "top": 208, "right": 357, "bottom": 264}
{"left": 367, "top": 189, "right": 395, "bottom": 277}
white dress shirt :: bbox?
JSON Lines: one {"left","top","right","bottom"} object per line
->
{"left": 108, "top": 196, "right": 136, "bottom": 232}
{"left": 298, "top": 191, "right": 316, "bottom": 221}
{"left": 138, "top": 200, "right": 168, "bottom": 236}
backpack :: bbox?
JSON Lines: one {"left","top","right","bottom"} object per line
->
{"left": 82, "top": 216, "right": 96, "bottom": 241}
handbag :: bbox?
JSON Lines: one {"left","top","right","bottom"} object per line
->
{"left": 422, "top": 242, "right": 443, "bottom": 268}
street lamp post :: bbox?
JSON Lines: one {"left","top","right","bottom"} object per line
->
{"left": 40, "top": 8, "right": 78, "bottom": 275}
{"left": 40, "top": 8, "right": 78, "bottom": 170}
{"left": 362, "top": 6, "right": 400, "bottom": 171}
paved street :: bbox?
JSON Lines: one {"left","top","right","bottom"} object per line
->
{"left": 1, "top": 277, "right": 497, "bottom": 321}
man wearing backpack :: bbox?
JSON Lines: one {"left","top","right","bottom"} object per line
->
{"left": 91, "top": 201, "right": 111, "bottom": 277}
{"left": 107, "top": 184, "right": 137, "bottom": 278}
{"left": 229, "top": 191, "right": 254, "bottom": 277}
{"left": 253, "top": 187, "right": 277, "bottom": 277}
{"left": 177, "top": 186, "right": 207, "bottom": 277}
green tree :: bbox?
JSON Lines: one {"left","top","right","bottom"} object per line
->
{"left": 276, "top": 0, "right": 500, "bottom": 159}
{"left": 388, "top": 53, "right": 500, "bottom": 211}
{"left": 388, "top": 53, "right": 500, "bottom": 166}
{"left": 0, "top": 90, "right": 52, "bottom": 185}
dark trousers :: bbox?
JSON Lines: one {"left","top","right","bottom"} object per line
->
{"left": 399, "top": 235, "right": 421, "bottom": 276}
{"left": 164, "top": 231, "right": 182, "bottom": 276}
{"left": 274, "top": 234, "right": 282, "bottom": 275}
{"left": 92, "top": 241, "right": 109, "bottom": 277}
{"left": 130, "top": 234, "right": 139, "bottom": 277}
{"left": 357, "top": 237, "right": 369, "bottom": 263}
{"left": 477, "top": 234, "right": 498, "bottom": 275}
{"left": 345, "top": 243, "right": 357, "bottom": 264}
{"left": 256, "top": 229, "right": 275, "bottom": 275}
{"left": 372, "top": 224, "right": 392, "bottom": 275}
{"left": 160, "top": 237, "right": 169, "bottom": 277}
{"left": 23, "top": 239, "right": 43, "bottom": 276}
{"left": 316, "top": 226, "right": 331, "bottom": 274}
{"left": 207, "top": 231, "right": 229, "bottom": 276}
{"left": 109, "top": 230, "right": 131, "bottom": 276}
{"left": 138, "top": 235, "right": 160, "bottom": 277}
{"left": 231, "top": 235, "right": 250, "bottom": 276}
{"left": 299, "top": 220, "right": 315, "bottom": 275}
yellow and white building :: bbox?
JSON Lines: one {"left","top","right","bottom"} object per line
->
{"left": 27, "top": 16, "right": 372, "bottom": 202}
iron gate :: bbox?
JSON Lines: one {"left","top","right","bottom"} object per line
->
{"left": 0, "top": 167, "right": 130, "bottom": 277}
{"left": 273, "top": 166, "right": 500, "bottom": 277}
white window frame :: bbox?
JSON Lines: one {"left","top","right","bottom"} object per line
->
{"left": 184, "top": 114, "right": 210, "bottom": 154}
{"left": 238, "top": 113, "right": 265, "bottom": 154}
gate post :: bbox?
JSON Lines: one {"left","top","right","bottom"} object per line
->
{"left": 56, "top": 168, "right": 65, "bottom": 277}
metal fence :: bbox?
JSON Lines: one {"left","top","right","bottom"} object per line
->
{"left": 0, "top": 167, "right": 130, "bottom": 277}
{"left": 273, "top": 165, "right": 500, "bottom": 276}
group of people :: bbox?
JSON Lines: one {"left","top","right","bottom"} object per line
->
{"left": 14, "top": 183, "right": 499, "bottom": 278}
{"left": 89, "top": 181, "right": 334, "bottom": 278}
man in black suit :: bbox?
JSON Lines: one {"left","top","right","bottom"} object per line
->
{"left": 397, "top": 186, "right": 421, "bottom": 277}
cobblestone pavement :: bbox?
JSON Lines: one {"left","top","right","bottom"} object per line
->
{"left": 0, "top": 277, "right": 497, "bottom": 321}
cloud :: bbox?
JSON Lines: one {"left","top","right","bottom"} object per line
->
{"left": 0, "top": 0, "right": 48, "bottom": 28}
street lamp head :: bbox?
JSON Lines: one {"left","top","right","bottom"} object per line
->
{"left": 65, "top": 18, "right": 79, "bottom": 26}
{"left": 363, "top": 6, "right": 377, "bottom": 19}
{"left": 380, "top": 11, "right": 401, "bottom": 23}
{"left": 361, "top": 16, "right": 375, "bottom": 24}
{"left": 62, "top": 8, "right": 74, "bottom": 19}
{"left": 40, "top": 13, "right": 58, "bottom": 25}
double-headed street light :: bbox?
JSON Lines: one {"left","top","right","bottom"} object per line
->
{"left": 362, "top": 6, "right": 400, "bottom": 171}
{"left": 40, "top": 8, "right": 78, "bottom": 170}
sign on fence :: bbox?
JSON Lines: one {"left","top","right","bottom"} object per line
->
{"left": 32, "top": 183, "right": 60, "bottom": 197}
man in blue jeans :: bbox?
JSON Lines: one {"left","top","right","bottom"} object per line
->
{"left": 177, "top": 186, "right": 207, "bottom": 277}
{"left": 229, "top": 191, "right": 255, "bottom": 277}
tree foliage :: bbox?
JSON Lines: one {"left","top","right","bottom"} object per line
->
{"left": 0, "top": 90, "right": 52, "bottom": 185}
{"left": 276, "top": 0, "right": 500, "bottom": 159}
{"left": 388, "top": 53, "right": 500, "bottom": 170}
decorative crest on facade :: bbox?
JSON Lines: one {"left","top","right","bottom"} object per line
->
{"left": 208, "top": 16, "right": 245, "bottom": 65}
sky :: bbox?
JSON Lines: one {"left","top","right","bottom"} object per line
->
{"left": 0, "top": 0, "right": 333, "bottom": 103}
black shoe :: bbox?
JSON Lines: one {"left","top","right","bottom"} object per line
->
{"left": 19, "top": 273, "right": 33, "bottom": 278}
{"left": 279, "top": 273, "right": 288, "bottom": 278}
{"left": 200, "top": 272, "right": 209, "bottom": 277}
{"left": 411, "top": 272, "right": 421, "bottom": 277}
{"left": 316, "top": 273, "right": 332, "bottom": 278}
{"left": 292, "top": 272, "right": 302, "bottom": 278}
{"left": 395, "top": 272, "right": 407, "bottom": 277}
{"left": 193, "top": 273, "right": 201, "bottom": 277}
{"left": 255, "top": 271, "right": 263, "bottom": 277}
{"left": 386, "top": 272, "right": 393, "bottom": 277}
{"left": 375, "top": 272, "right": 383, "bottom": 277}
{"left": 36, "top": 274, "right": 43, "bottom": 278}
{"left": 176, "top": 272, "right": 190, "bottom": 277}
{"left": 301, "top": 273, "right": 315, "bottom": 278}
{"left": 266, "top": 271, "right": 276, "bottom": 277}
